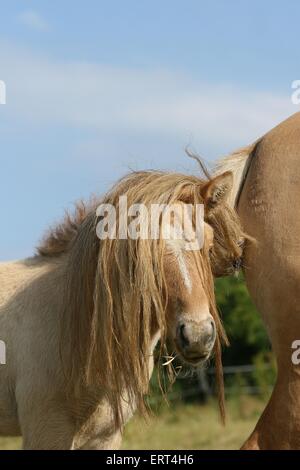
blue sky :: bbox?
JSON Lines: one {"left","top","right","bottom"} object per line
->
{"left": 0, "top": 1, "right": 299, "bottom": 260}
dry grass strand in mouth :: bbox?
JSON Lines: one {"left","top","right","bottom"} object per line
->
{"left": 162, "top": 355, "right": 177, "bottom": 367}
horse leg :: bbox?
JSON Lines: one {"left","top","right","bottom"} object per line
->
{"left": 238, "top": 206, "right": 300, "bottom": 448}
{"left": 78, "top": 430, "right": 122, "bottom": 450}
{"left": 18, "top": 402, "right": 75, "bottom": 450}
{"left": 20, "top": 398, "right": 123, "bottom": 450}
{"left": 241, "top": 353, "right": 300, "bottom": 449}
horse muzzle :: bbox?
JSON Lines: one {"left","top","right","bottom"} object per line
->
{"left": 175, "top": 317, "right": 216, "bottom": 366}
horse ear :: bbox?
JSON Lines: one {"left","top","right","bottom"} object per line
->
{"left": 201, "top": 171, "right": 233, "bottom": 210}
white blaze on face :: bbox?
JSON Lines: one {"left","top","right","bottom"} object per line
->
{"left": 163, "top": 212, "right": 193, "bottom": 293}
{"left": 166, "top": 237, "right": 192, "bottom": 294}
{"left": 175, "top": 246, "right": 192, "bottom": 293}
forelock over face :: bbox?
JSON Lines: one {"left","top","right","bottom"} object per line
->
{"left": 163, "top": 219, "right": 214, "bottom": 298}
{"left": 164, "top": 234, "right": 193, "bottom": 294}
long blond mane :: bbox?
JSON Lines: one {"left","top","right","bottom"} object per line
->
{"left": 37, "top": 170, "right": 237, "bottom": 426}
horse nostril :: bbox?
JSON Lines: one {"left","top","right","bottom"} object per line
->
{"left": 205, "top": 320, "right": 216, "bottom": 345}
{"left": 179, "top": 324, "right": 190, "bottom": 348}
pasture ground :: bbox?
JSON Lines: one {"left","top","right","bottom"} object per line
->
{"left": 0, "top": 395, "right": 265, "bottom": 450}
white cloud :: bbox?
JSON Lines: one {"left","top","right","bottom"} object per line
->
{"left": 0, "top": 41, "right": 297, "bottom": 149}
{"left": 18, "top": 10, "right": 49, "bottom": 32}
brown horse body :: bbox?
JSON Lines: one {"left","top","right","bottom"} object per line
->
{"left": 217, "top": 112, "right": 300, "bottom": 449}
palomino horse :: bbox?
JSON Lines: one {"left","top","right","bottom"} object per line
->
{"left": 0, "top": 169, "right": 244, "bottom": 450}
{"left": 215, "top": 111, "right": 300, "bottom": 449}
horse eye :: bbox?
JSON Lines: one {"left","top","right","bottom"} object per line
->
{"left": 233, "top": 258, "right": 242, "bottom": 270}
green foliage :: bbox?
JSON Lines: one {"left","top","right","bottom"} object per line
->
{"left": 216, "top": 276, "right": 271, "bottom": 366}
{"left": 252, "top": 351, "right": 276, "bottom": 399}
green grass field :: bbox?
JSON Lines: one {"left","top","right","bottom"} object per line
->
{"left": 0, "top": 396, "right": 265, "bottom": 450}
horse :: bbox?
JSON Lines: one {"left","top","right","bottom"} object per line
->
{"left": 215, "top": 111, "right": 300, "bottom": 449}
{"left": 0, "top": 169, "right": 244, "bottom": 449}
